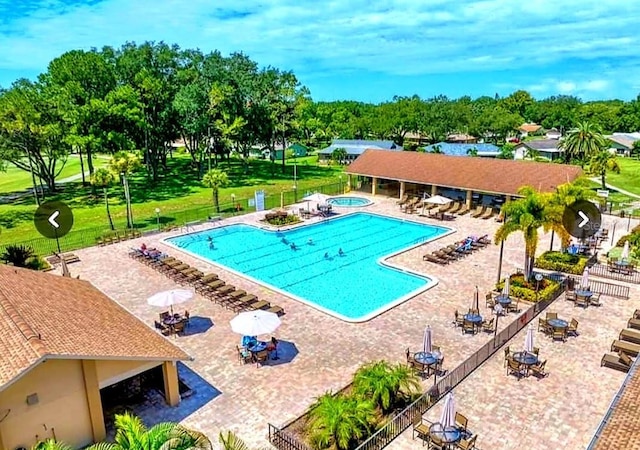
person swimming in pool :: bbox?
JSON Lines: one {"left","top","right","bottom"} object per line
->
{"left": 324, "top": 252, "right": 329, "bottom": 258}
{"left": 281, "top": 237, "right": 288, "bottom": 244}
{"left": 290, "top": 242, "right": 297, "bottom": 250}
{"left": 308, "top": 238, "right": 314, "bottom": 245}
{"left": 338, "top": 248, "right": 344, "bottom": 256}
{"left": 207, "top": 236, "right": 214, "bottom": 249}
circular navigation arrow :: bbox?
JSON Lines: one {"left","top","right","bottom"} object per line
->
{"left": 34, "top": 201, "right": 74, "bottom": 239}
{"left": 562, "top": 200, "right": 601, "bottom": 239}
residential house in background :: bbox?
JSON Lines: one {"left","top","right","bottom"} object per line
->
{"left": 518, "top": 123, "right": 542, "bottom": 137}
{"left": 318, "top": 139, "right": 402, "bottom": 163}
{"left": 607, "top": 133, "right": 640, "bottom": 156}
{"left": 513, "top": 139, "right": 565, "bottom": 161}
{"left": 422, "top": 142, "right": 503, "bottom": 158}
{"left": 0, "top": 265, "right": 190, "bottom": 450}
{"left": 546, "top": 128, "right": 562, "bottom": 140}
{"left": 257, "top": 143, "right": 309, "bottom": 160}
{"left": 446, "top": 133, "right": 477, "bottom": 144}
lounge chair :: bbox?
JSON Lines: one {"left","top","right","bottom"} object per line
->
{"left": 480, "top": 207, "right": 495, "bottom": 219}
{"left": 247, "top": 300, "right": 270, "bottom": 311}
{"left": 628, "top": 318, "right": 640, "bottom": 330}
{"left": 448, "top": 202, "right": 462, "bottom": 214}
{"left": 267, "top": 305, "right": 285, "bottom": 316}
{"left": 457, "top": 204, "right": 470, "bottom": 215}
{"left": 470, "top": 206, "right": 484, "bottom": 218}
{"left": 397, "top": 194, "right": 409, "bottom": 205}
{"left": 601, "top": 352, "right": 632, "bottom": 373}
{"left": 424, "top": 253, "right": 448, "bottom": 265}
{"left": 611, "top": 339, "right": 640, "bottom": 357}
{"left": 620, "top": 328, "right": 640, "bottom": 345}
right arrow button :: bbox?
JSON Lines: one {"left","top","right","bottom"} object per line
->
{"left": 578, "top": 211, "right": 589, "bottom": 228}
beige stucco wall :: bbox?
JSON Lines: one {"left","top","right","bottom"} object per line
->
{"left": 95, "top": 360, "right": 160, "bottom": 389}
{"left": 0, "top": 360, "right": 92, "bottom": 450}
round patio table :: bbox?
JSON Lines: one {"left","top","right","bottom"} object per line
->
{"left": 429, "top": 423, "right": 461, "bottom": 444}
{"left": 248, "top": 341, "right": 268, "bottom": 352}
{"left": 414, "top": 352, "right": 440, "bottom": 366}
{"left": 464, "top": 313, "right": 483, "bottom": 324}
{"left": 616, "top": 260, "right": 631, "bottom": 267}
{"left": 496, "top": 295, "right": 511, "bottom": 306}
{"left": 163, "top": 317, "right": 183, "bottom": 326}
{"left": 547, "top": 318, "right": 568, "bottom": 329}
{"left": 576, "top": 289, "right": 593, "bottom": 298}
{"left": 513, "top": 351, "right": 538, "bottom": 366}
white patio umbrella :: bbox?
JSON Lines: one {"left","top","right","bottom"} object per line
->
{"left": 621, "top": 241, "right": 630, "bottom": 261}
{"left": 423, "top": 325, "right": 433, "bottom": 354}
{"left": 423, "top": 195, "right": 452, "bottom": 206}
{"left": 439, "top": 392, "right": 456, "bottom": 429}
{"left": 524, "top": 325, "right": 534, "bottom": 353}
{"left": 502, "top": 277, "right": 511, "bottom": 297}
{"left": 147, "top": 289, "right": 194, "bottom": 314}
{"left": 230, "top": 310, "right": 282, "bottom": 336}
{"left": 581, "top": 267, "right": 590, "bottom": 290}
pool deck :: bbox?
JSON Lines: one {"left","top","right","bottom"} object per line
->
{"left": 65, "top": 195, "right": 640, "bottom": 450}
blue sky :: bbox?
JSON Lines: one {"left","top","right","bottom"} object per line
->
{"left": 1, "top": 0, "right": 640, "bottom": 102}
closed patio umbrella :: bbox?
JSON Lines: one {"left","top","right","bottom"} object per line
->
{"left": 471, "top": 288, "right": 479, "bottom": 312}
{"left": 581, "top": 267, "right": 590, "bottom": 290}
{"left": 621, "top": 241, "right": 630, "bottom": 261}
{"left": 423, "top": 325, "right": 432, "bottom": 354}
{"left": 524, "top": 325, "right": 534, "bottom": 353}
{"left": 147, "top": 289, "right": 194, "bottom": 315}
{"left": 230, "top": 310, "right": 282, "bottom": 336}
{"left": 60, "top": 256, "right": 71, "bottom": 278}
{"left": 439, "top": 392, "right": 456, "bottom": 429}
{"left": 502, "top": 277, "right": 510, "bottom": 297}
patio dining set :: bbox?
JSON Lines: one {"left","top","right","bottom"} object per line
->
{"left": 538, "top": 312, "right": 579, "bottom": 342}
{"left": 412, "top": 393, "right": 478, "bottom": 449}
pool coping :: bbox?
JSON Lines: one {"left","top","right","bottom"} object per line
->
{"left": 162, "top": 211, "right": 456, "bottom": 323}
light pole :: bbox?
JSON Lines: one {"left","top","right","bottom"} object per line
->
{"left": 535, "top": 273, "right": 543, "bottom": 302}
{"left": 155, "top": 208, "right": 161, "bottom": 231}
{"left": 493, "top": 303, "right": 504, "bottom": 345}
{"left": 627, "top": 209, "right": 632, "bottom": 232}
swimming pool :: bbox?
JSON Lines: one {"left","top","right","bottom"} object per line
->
{"left": 165, "top": 213, "right": 451, "bottom": 322}
{"left": 328, "top": 196, "right": 372, "bottom": 207}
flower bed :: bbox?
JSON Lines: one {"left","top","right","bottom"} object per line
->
{"left": 534, "top": 251, "right": 589, "bottom": 275}
{"left": 496, "top": 273, "right": 560, "bottom": 303}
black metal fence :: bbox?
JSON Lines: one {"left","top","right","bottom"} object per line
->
{"left": 268, "top": 280, "right": 566, "bottom": 450}
{"left": 587, "top": 263, "right": 640, "bottom": 285}
{"left": 535, "top": 271, "right": 630, "bottom": 300}
{"left": 0, "top": 181, "right": 344, "bottom": 257}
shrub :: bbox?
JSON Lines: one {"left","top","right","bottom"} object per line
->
{"left": 496, "top": 274, "right": 560, "bottom": 303}
{"left": 266, "top": 214, "right": 300, "bottom": 226}
{"left": 534, "top": 251, "right": 589, "bottom": 275}
{"left": 0, "top": 244, "right": 46, "bottom": 270}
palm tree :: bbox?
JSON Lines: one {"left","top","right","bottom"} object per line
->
{"left": 495, "top": 187, "right": 557, "bottom": 279}
{"left": 428, "top": 144, "right": 443, "bottom": 154}
{"left": 108, "top": 152, "right": 141, "bottom": 229}
{"left": 308, "top": 392, "right": 376, "bottom": 450}
{"left": 589, "top": 150, "right": 621, "bottom": 189}
{"left": 331, "top": 147, "right": 348, "bottom": 165}
{"left": 91, "top": 168, "right": 117, "bottom": 230}
{"left": 87, "top": 412, "right": 211, "bottom": 450}
{"left": 559, "top": 121, "right": 607, "bottom": 164}
{"left": 352, "top": 361, "right": 420, "bottom": 413}
{"left": 548, "top": 179, "right": 597, "bottom": 250}
{"left": 1, "top": 244, "right": 38, "bottom": 268}
{"left": 202, "top": 169, "right": 230, "bottom": 213}
{"left": 33, "top": 439, "right": 73, "bottom": 450}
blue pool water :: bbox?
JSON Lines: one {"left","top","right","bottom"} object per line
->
{"left": 166, "top": 213, "right": 450, "bottom": 321}
{"left": 328, "top": 196, "right": 372, "bottom": 207}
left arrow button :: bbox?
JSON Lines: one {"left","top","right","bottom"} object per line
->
{"left": 48, "top": 211, "right": 60, "bottom": 228}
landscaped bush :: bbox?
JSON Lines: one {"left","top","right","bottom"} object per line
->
{"left": 534, "top": 251, "right": 589, "bottom": 275}
{"left": 264, "top": 212, "right": 301, "bottom": 226}
{"left": 496, "top": 273, "right": 561, "bottom": 303}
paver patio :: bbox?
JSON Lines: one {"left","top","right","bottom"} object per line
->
{"left": 64, "top": 195, "right": 639, "bottom": 449}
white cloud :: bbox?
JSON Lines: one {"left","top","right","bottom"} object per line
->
{"left": 0, "top": 0, "right": 639, "bottom": 99}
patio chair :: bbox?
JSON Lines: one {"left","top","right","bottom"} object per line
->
{"left": 482, "top": 318, "right": 495, "bottom": 333}
{"left": 485, "top": 293, "right": 495, "bottom": 308}
{"left": 567, "top": 319, "right": 579, "bottom": 337}
{"left": 628, "top": 318, "right": 640, "bottom": 331}
{"left": 236, "top": 345, "right": 253, "bottom": 364}
{"left": 454, "top": 310, "right": 465, "bottom": 327}
{"left": 611, "top": 340, "right": 640, "bottom": 357}
{"left": 552, "top": 329, "right": 566, "bottom": 342}
{"left": 601, "top": 352, "right": 632, "bottom": 373}
{"left": 575, "top": 295, "right": 589, "bottom": 308}
{"left": 255, "top": 350, "right": 270, "bottom": 367}
{"left": 506, "top": 300, "right": 519, "bottom": 314}
{"left": 538, "top": 318, "right": 550, "bottom": 334}
{"left": 412, "top": 415, "right": 430, "bottom": 444}
{"left": 506, "top": 358, "right": 525, "bottom": 379}
{"left": 428, "top": 434, "right": 446, "bottom": 450}
{"left": 159, "top": 311, "right": 171, "bottom": 322}
{"left": 529, "top": 360, "right": 547, "bottom": 378}
{"left": 546, "top": 312, "right": 557, "bottom": 320}
{"left": 455, "top": 412, "right": 468, "bottom": 433}
{"left": 172, "top": 321, "right": 186, "bottom": 335}
{"left": 457, "top": 434, "right": 477, "bottom": 450}
{"left": 565, "top": 291, "right": 576, "bottom": 302}
{"left": 589, "top": 293, "right": 602, "bottom": 307}
{"left": 620, "top": 328, "right": 640, "bottom": 345}
{"left": 503, "top": 346, "right": 511, "bottom": 367}
{"left": 154, "top": 320, "right": 171, "bottom": 336}
{"left": 470, "top": 206, "right": 485, "bottom": 218}
{"left": 462, "top": 320, "right": 475, "bottom": 335}
{"left": 533, "top": 347, "right": 540, "bottom": 356}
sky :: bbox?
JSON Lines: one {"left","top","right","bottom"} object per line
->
{"left": 1, "top": 0, "right": 640, "bottom": 103}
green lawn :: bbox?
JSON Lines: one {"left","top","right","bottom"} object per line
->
{"left": 0, "top": 155, "right": 345, "bottom": 246}
{"left": 604, "top": 157, "right": 640, "bottom": 197}
{"left": 0, "top": 155, "right": 107, "bottom": 193}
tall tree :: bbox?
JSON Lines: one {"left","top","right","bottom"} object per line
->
{"left": 109, "top": 152, "right": 141, "bottom": 228}
{"left": 589, "top": 150, "right": 621, "bottom": 189}
{"left": 90, "top": 168, "right": 117, "bottom": 230}
{"left": 202, "top": 168, "right": 230, "bottom": 213}
{"left": 559, "top": 121, "right": 607, "bottom": 164}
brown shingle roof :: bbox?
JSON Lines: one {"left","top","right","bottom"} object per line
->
{"left": 346, "top": 149, "right": 582, "bottom": 196}
{"left": 0, "top": 265, "right": 190, "bottom": 390}
{"left": 591, "top": 362, "right": 640, "bottom": 450}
